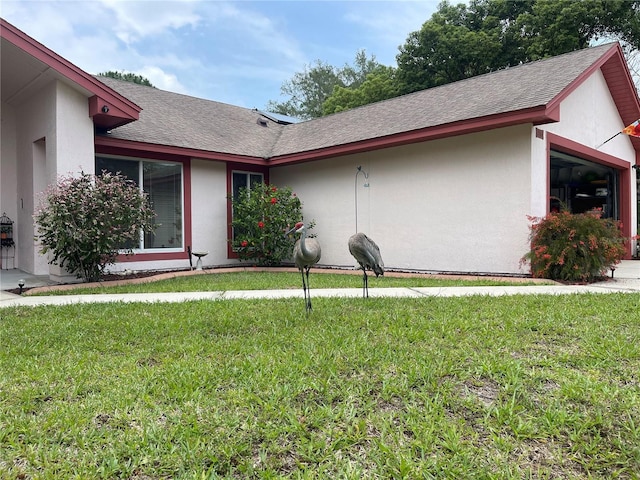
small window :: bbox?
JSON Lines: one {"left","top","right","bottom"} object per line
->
{"left": 231, "top": 170, "right": 264, "bottom": 243}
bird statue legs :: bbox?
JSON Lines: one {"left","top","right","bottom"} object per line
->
{"left": 302, "top": 266, "right": 312, "bottom": 312}
{"left": 361, "top": 267, "right": 369, "bottom": 298}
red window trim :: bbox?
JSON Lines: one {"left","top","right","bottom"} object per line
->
{"left": 95, "top": 145, "right": 193, "bottom": 263}
{"left": 546, "top": 132, "right": 632, "bottom": 258}
{"left": 226, "top": 162, "right": 270, "bottom": 259}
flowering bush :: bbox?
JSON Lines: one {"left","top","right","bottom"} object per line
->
{"left": 230, "top": 183, "right": 311, "bottom": 266}
{"left": 34, "top": 171, "right": 156, "bottom": 282}
{"left": 522, "top": 209, "right": 626, "bottom": 282}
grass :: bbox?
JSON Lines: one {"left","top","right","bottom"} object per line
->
{"left": 1, "top": 291, "right": 639, "bottom": 478}
{"left": 29, "top": 270, "right": 546, "bottom": 295}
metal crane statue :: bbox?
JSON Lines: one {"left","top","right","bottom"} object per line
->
{"left": 348, "top": 232, "right": 384, "bottom": 298}
{"left": 288, "top": 221, "right": 321, "bottom": 312}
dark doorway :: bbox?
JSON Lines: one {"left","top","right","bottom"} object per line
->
{"left": 550, "top": 150, "right": 619, "bottom": 219}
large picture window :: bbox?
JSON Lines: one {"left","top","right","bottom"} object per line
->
{"left": 96, "top": 156, "right": 183, "bottom": 251}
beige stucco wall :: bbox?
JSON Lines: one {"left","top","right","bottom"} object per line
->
{"left": 271, "top": 125, "right": 533, "bottom": 275}
{"left": 189, "top": 159, "right": 237, "bottom": 268}
{"left": 5, "top": 80, "right": 95, "bottom": 276}
{"left": 0, "top": 101, "right": 18, "bottom": 270}
{"left": 536, "top": 69, "right": 637, "bottom": 241}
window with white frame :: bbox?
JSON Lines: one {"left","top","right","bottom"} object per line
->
{"left": 96, "top": 156, "right": 183, "bottom": 251}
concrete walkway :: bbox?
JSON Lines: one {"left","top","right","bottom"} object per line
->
{"left": 1, "top": 260, "right": 639, "bottom": 308}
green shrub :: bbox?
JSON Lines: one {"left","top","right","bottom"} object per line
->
{"left": 230, "top": 183, "right": 311, "bottom": 266}
{"left": 522, "top": 209, "right": 626, "bottom": 282}
{"left": 34, "top": 171, "right": 156, "bottom": 282}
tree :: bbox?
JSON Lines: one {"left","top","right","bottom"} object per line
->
{"left": 34, "top": 172, "right": 156, "bottom": 282}
{"left": 266, "top": 50, "right": 384, "bottom": 120}
{"left": 266, "top": 61, "right": 342, "bottom": 120}
{"left": 518, "top": 0, "right": 640, "bottom": 60}
{"left": 322, "top": 66, "right": 400, "bottom": 115}
{"left": 97, "top": 70, "right": 155, "bottom": 87}
{"left": 396, "top": 0, "right": 640, "bottom": 95}
{"left": 269, "top": 0, "right": 640, "bottom": 117}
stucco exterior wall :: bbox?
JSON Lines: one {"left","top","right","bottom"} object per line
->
{"left": 189, "top": 159, "right": 235, "bottom": 268}
{"left": 271, "top": 125, "right": 533, "bottom": 275}
{"left": 11, "top": 80, "right": 95, "bottom": 275}
{"left": 536, "top": 70, "right": 637, "bottom": 241}
{"left": 0, "top": 101, "right": 18, "bottom": 269}
{"left": 547, "top": 71, "right": 634, "bottom": 160}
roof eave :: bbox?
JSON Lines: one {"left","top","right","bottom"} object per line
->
{"left": 546, "top": 43, "right": 640, "bottom": 152}
{"left": 1, "top": 19, "right": 141, "bottom": 129}
{"left": 95, "top": 135, "right": 268, "bottom": 165}
{"left": 268, "top": 106, "right": 559, "bottom": 166}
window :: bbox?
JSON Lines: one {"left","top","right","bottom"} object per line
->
{"left": 232, "top": 171, "right": 264, "bottom": 199}
{"left": 231, "top": 170, "right": 264, "bottom": 243}
{"left": 550, "top": 151, "right": 619, "bottom": 219}
{"left": 96, "top": 156, "right": 183, "bottom": 251}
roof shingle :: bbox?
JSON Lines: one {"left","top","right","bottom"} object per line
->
{"left": 99, "top": 43, "right": 625, "bottom": 160}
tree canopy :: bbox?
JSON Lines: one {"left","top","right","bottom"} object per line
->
{"left": 268, "top": 0, "right": 640, "bottom": 118}
{"left": 266, "top": 50, "right": 384, "bottom": 120}
{"left": 98, "top": 71, "right": 155, "bottom": 88}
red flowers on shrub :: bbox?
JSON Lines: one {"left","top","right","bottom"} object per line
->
{"left": 230, "top": 182, "right": 309, "bottom": 266}
{"left": 522, "top": 209, "right": 626, "bottom": 282}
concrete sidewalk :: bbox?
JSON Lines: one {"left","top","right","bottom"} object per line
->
{"left": 1, "top": 278, "right": 639, "bottom": 309}
{"left": 2, "top": 261, "right": 639, "bottom": 308}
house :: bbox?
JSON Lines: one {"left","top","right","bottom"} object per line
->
{"left": 1, "top": 18, "right": 639, "bottom": 281}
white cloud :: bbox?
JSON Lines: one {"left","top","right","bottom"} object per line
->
{"left": 98, "top": 0, "right": 202, "bottom": 44}
{"left": 2, "top": 0, "right": 443, "bottom": 109}
{"left": 343, "top": 1, "right": 438, "bottom": 64}
{"left": 136, "top": 65, "right": 189, "bottom": 93}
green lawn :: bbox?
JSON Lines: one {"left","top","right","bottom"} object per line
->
{"left": 1, "top": 292, "right": 639, "bottom": 478}
{"left": 30, "top": 271, "right": 545, "bottom": 295}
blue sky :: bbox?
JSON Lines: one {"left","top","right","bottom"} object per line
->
{"left": 3, "top": 0, "right": 441, "bottom": 110}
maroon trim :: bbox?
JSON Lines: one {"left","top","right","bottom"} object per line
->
{"left": 95, "top": 136, "right": 266, "bottom": 165}
{"left": 225, "top": 163, "right": 270, "bottom": 259}
{"left": 547, "top": 132, "right": 632, "bottom": 258}
{"left": 268, "top": 106, "right": 561, "bottom": 166}
{"left": 1, "top": 19, "right": 140, "bottom": 130}
{"left": 94, "top": 145, "right": 193, "bottom": 263}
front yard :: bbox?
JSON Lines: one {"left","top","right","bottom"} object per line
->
{"left": 1, "top": 293, "right": 639, "bottom": 478}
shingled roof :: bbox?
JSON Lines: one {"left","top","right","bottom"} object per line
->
{"left": 98, "top": 42, "right": 638, "bottom": 163}
{"left": 97, "top": 76, "right": 284, "bottom": 158}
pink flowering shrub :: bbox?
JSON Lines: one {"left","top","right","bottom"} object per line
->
{"left": 230, "top": 183, "right": 311, "bottom": 266}
{"left": 34, "top": 171, "right": 156, "bottom": 282}
{"left": 522, "top": 209, "right": 626, "bottom": 282}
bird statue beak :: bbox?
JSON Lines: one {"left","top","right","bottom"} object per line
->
{"left": 285, "top": 222, "right": 303, "bottom": 235}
